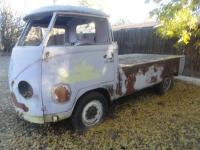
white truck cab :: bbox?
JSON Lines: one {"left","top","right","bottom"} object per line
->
{"left": 9, "top": 5, "right": 184, "bottom": 130}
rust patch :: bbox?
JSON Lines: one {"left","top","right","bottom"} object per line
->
{"left": 150, "top": 76, "right": 157, "bottom": 83}
{"left": 122, "top": 58, "right": 180, "bottom": 78}
{"left": 115, "top": 82, "right": 121, "bottom": 96}
{"left": 115, "top": 72, "right": 122, "bottom": 96}
{"left": 11, "top": 92, "right": 29, "bottom": 112}
{"left": 160, "top": 58, "right": 180, "bottom": 78}
{"left": 54, "top": 85, "right": 70, "bottom": 103}
{"left": 125, "top": 74, "right": 136, "bottom": 95}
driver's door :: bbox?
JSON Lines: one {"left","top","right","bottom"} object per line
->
{"left": 41, "top": 14, "right": 115, "bottom": 118}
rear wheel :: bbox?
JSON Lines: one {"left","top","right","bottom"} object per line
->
{"left": 156, "top": 76, "right": 174, "bottom": 95}
{"left": 71, "top": 92, "right": 108, "bottom": 131}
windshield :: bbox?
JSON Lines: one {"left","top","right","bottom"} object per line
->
{"left": 18, "top": 15, "right": 52, "bottom": 46}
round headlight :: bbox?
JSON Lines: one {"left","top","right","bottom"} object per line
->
{"left": 18, "top": 81, "right": 33, "bottom": 99}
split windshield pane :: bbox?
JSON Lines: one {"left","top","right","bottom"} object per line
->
{"left": 18, "top": 15, "right": 52, "bottom": 46}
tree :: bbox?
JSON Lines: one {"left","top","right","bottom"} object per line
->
{"left": 0, "top": 6, "right": 23, "bottom": 53}
{"left": 148, "top": 0, "right": 200, "bottom": 50}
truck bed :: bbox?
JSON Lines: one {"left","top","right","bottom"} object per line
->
{"left": 119, "top": 54, "right": 183, "bottom": 67}
{"left": 116, "top": 53, "right": 185, "bottom": 98}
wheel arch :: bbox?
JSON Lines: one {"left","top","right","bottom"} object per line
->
{"left": 72, "top": 87, "right": 111, "bottom": 113}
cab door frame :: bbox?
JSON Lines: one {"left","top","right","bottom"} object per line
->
{"left": 41, "top": 12, "right": 116, "bottom": 118}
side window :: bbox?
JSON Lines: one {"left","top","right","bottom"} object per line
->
{"left": 76, "top": 22, "right": 96, "bottom": 46}
{"left": 46, "top": 15, "right": 111, "bottom": 47}
{"left": 47, "top": 27, "right": 65, "bottom": 46}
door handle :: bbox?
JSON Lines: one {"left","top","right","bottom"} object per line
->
{"left": 104, "top": 52, "right": 114, "bottom": 62}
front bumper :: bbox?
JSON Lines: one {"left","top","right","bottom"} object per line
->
{"left": 16, "top": 109, "right": 71, "bottom": 124}
{"left": 11, "top": 92, "right": 71, "bottom": 124}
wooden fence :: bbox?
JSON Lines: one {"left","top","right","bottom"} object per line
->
{"left": 113, "top": 26, "right": 200, "bottom": 78}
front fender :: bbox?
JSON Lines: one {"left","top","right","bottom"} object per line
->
{"left": 10, "top": 60, "right": 44, "bottom": 117}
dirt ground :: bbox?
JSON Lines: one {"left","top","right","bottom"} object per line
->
{"left": 1, "top": 55, "right": 200, "bottom": 150}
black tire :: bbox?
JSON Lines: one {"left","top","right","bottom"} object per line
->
{"left": 156, "top": 76, "right": 174, "bottom": 95}
{"left": 71, "top": 91, "right": 108, "bottom": 131}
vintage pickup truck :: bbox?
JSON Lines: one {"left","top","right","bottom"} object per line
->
{"left": 9, "top": 5, "right": 185, "bottom": 130}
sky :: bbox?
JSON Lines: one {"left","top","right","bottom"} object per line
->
{"left": 2, "top": 0, "right": 156, "bottom": 24}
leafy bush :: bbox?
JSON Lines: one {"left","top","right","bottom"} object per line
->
{"left": 148, "top": 0, "right": 200, "bottom": 51}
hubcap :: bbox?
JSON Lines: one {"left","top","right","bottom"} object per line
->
{"left": 163, "top": 77, "right": 171, "bottom": 91}
{"left": 82, "top": 100, "right": 103, "bottom": 127}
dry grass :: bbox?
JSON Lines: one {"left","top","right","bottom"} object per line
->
{"left": 1, "top": 80, "right": 200, "bottom": 149}
{"left": 82, "top": 81, "right": 200, "bottom": 149}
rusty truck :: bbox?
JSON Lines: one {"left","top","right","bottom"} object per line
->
{"left": 8, "top": 5, "right": 185, "bottom": 130}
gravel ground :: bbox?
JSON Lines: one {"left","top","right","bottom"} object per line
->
{"left": 1, "top": 55, "right": 200, "bottom": 150}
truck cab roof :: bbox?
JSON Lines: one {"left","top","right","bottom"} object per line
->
{"left": 23, "top": 5, "right": 109, "bottom": 21}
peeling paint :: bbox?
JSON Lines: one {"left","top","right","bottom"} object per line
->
{"left": 145, "top": 65, "right": 163, "bottom": 83}
{"left": 11, "top": 92, "right": 29, "bottom": 112}
{"left": 58, "top": 61, "right": 101, "bottom": 84}
{"left": 115, "top": 68, "right": 127, "bottom": 97}
{"left": 134, "top": 65, "right": 163, "bottom": 90}
{"left": 114, "top": 58, "right": 180, "bottom": 97}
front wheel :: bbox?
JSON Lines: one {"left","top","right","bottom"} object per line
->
{"left": 71, "top": 92, "right": 108, "bottom": 131}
